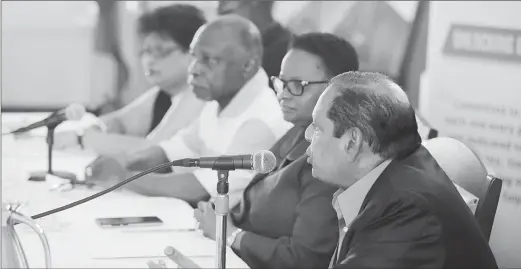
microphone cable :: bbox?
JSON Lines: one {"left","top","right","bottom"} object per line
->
{"left": 30, "top": 159, "right": 182, "bottom": 220}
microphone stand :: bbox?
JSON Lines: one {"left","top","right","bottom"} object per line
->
{"left": 28, "top": 122, "right": 77, "bottom": 182}
{"left": 214, "top": 170, "right": 229, "bottom": 269}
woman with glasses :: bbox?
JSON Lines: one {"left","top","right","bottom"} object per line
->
{"left": 53, "top": 4, "right": 206, "bottom": 155}
{"left": 192, "top": 33, "right": 359, "bottom": 269}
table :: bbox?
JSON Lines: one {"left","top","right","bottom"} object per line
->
{"left": 2, "top": 113, "right": 249, "bottom": 268}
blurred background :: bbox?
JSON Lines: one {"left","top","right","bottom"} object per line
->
{"left": 0, "top": 1, "right": 421, "bottom": 113}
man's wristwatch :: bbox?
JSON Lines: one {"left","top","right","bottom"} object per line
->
{"left": 226, "top": 228, "right": 243, "bottom": 247}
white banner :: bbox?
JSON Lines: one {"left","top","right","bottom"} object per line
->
{"left": 422, "top": 2, "right": 521, "bottom": 267}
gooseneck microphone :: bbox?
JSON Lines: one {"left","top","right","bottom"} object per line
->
{"left": 9, "top": 103, "right": 86, "bottom": 134}
{"left": 30, "top": 151, "right": 277, "bottom": 220}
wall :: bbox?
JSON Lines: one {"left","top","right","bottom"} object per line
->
{"left": 1, "top": 1, "right": 105, "bottom": 110}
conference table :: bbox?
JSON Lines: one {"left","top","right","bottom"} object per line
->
{"left": 2, "top": 113, "right": 249, "bottom": 268}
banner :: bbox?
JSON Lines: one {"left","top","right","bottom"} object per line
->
{"left": 422, "top": 2, "right": 521, "bottom": 267}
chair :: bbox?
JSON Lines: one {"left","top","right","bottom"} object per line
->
{"left": 475, "top": 175, "right": 502, "bottom": 241}
{"left": 416, "top": 112, "right": 438, "bottom": 141}
{"left": 423, "top": 137, "right": 502, "bottom": 241}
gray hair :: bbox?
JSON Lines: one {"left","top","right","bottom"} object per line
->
{"left": 327, "top": 71, "right": 421, "bottom": 159}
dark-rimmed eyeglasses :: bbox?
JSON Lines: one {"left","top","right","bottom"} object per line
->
{"left": 270, "top": 76, "right": 329, "bottom": 96}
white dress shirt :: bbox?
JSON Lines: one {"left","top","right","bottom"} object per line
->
{"left": 96, "top": 86, "right": 205, "bottom": 142}
{"left": 159, "top": 69, "right": 292, "bottom": 205}
{"left": 329, "top": 159, "right": 392, "bottom": 267}
{"left": 333, "top": 160, "right": 392, "bottom": 227}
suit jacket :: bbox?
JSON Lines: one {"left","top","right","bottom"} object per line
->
{"left": 332, "top": 145, "right": 498, "bottom": 269}
{"left": 231, "top": 126, "right": 338, "bottom": 269}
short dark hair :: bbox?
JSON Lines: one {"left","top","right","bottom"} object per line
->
{"left": 137, "top": 4, "right": 206, "bottom": 52}
{"left": 327, "top": 71, "right": 421, "bottom": 159}
{"left": 289, "top": 33, "right": 359, "bottom": 77}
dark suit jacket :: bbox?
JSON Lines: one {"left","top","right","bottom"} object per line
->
{"left": 231, "top": 126, "right": 338, "bottom": 269}
{"left": 332, "top": 145, "right": 498, "bottom": 269}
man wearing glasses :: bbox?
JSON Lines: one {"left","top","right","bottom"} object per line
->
{"left": 85, "top": 15, "right": 291, "bottom": 208}
{"left": 54, "top": 4, "right": 207, "bottom": 155}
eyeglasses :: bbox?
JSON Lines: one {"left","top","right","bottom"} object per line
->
{"left": 270, "top": 76, "right": 329, "bottom": 96}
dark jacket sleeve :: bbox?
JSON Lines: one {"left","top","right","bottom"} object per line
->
{"left": 334, "top": 192, "right": 445, "bottom": 269}
{"left": 238, "top": 168, "right": 338, "bottom": 269}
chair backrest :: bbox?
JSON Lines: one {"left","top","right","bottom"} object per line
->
{"left": 416, "top": 113, "right": 438, "bottom": 141}
{"left": 423, "top": 137, "right": 487, "bottom": 200}
{"left": 475, "top": 175, "right": 502, "bottom": 241}
{"left": 423, "top": 137, "right": 502, "bottom": 241}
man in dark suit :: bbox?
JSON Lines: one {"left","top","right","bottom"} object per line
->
{"left": 305, "top": 71, "right": 498, "bottom": 268}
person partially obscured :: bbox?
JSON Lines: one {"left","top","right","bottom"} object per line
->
{"left": 218, "top": 0, "right": 292, "bottom": 89}
{"left": 53, "top": 4, "right": 207, "bottom": 155}
{"left": 192, "top": 33, "right": 360, "bottom": 269}
{"left": 305, "top": 71, "right": 498, "bottom": 269}
{"left": 85, "top": 15, "right": 291, "bottom": 207}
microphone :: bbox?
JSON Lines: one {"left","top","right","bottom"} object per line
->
{"left": 10, "top": 104, "right": 86, "bottom": 134}
{"left": 29, "top": 150, "right": 277, "bottom": 220}
{"left": 177, "top": 150, "right": 277, "bottom": 173}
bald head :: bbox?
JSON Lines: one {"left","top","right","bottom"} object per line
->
{"left": 323, "top": 71, "right": 421, "bottom": 159}
{"left": 188, "top": 15, "right": 264, "bottom": 102}
{"left": 194, "top": 15, "right": 263, "bottom": 64}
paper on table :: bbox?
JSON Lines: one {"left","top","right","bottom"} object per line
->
{"left": 90, "top": 230, "right": 212, "bottom": 258}
{"left": 78, "top": 130, "right": 155, "bottom": 156}
{"left": 49, "top": 190, "right": 197, "bottom": 231}
{"left": 89, "top": 230, "right": 249, "bottom": 268}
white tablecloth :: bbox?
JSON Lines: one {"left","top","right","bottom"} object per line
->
{"left": 2, "top": 113, "right": 249, "bottom": 268}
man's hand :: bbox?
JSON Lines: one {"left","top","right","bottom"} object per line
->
{"left": 126, "top": 146, "right": 171, "bottom": 173}
{"left": 193, "top": 201, "right": 237, "bottom": 241}
{"left": 147, "top": 246, "right": 201, "bottom": 269}
{"left": 84, "top": 155, "right": 127, "bottom": 187}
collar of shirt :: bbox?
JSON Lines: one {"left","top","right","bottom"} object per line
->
{"left": 169, "top": 86, "right": 189, "bottom": 109}
{"left": 156, "top": 85, "right": 189, "bottom": 106}
{"left": 332, "top": 159, "right": 392, "bottom": 225}
{"left": 216, "top": 68, "right": 270, "bottom": 118}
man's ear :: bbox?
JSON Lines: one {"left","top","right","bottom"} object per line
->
{"left": 342, "top": 127, "right": 363, "bottom": 162}
{"left": 243, "top": 58, "right": 257, "bottom": 74}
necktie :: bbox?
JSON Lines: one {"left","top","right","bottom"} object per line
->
{"left": 149, "top": 90, "right": 172, "bottom": 134}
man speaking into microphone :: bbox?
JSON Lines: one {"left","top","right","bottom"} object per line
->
{"left": 86, "top": 15, "right": 291, "bottom": 207}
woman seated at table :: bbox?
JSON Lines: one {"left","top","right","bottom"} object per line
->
{"left": 53, "top": 4, "right": 207, "bottom": 155}
{"left": 193, "top": 33, "right": 360, "bottom": 269}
